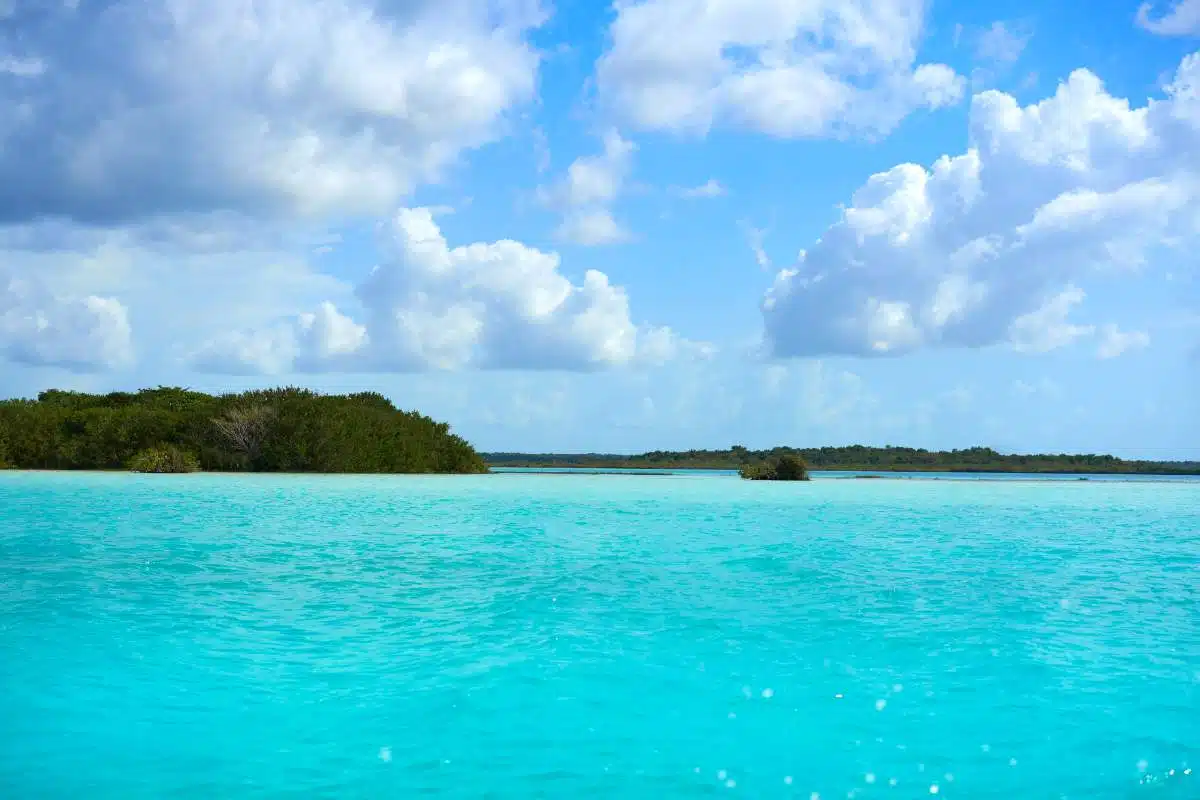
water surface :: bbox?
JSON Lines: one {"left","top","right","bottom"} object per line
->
{"left": 1, "top": 472, "right": 1197, "bottom": 798}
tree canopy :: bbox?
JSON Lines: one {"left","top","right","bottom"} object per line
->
{"left": 0, "top": 387, "right": 486, "bottom": 474}
{"left": 739, "top": 454, "right": 810, "bottom": 481}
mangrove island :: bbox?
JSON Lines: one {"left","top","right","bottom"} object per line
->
{"left": 0, "top": 387, "right": 486, "bottom": 474}
{"left": 739, "top": 454, "right": 811, "bottom": 481}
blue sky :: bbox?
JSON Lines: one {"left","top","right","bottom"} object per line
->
{"left": 1, "top": 0, "right": 1198, "bottom": 458}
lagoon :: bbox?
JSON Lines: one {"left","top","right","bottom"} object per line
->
{"left": 1, "top": 471, "right": 1197, "bottom": 797}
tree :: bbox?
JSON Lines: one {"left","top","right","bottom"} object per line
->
{"left": 739, "top": 454, "right": 810, "bottom": 481}
{"left": 129, "top": 445, "right": 200, "bottom": 473}
{"left": 774, "top": 454, "right": 809, "bottom": 481}
{"left": 212, "top": 405, "right": 275, "bottom": 464}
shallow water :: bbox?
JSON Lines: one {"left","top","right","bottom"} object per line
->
{"left": 1, "top": 471, "right": 1197, "bottom": 798}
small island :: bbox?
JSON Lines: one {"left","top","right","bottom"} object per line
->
{"left": 0, "top": 387, "right": 486, "bottom": 474}
{"left": 739, "top": 454, "right": 810, "bottom": 481}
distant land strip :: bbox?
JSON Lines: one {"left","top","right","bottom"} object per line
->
{"left": 484, "top": 446, "right": 1200, "bottom": 475}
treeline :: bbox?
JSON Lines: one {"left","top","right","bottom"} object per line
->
{"left": 0, "top": 387, "right": 487, "bottom": 474}
{"left": 486, "top": 445, "right": 1200, "bottom": 475}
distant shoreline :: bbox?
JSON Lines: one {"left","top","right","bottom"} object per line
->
{"left": 483, "top": 446, "right": 1200, "bottom": 476}
{"left": 488, "top": 466, "right": 1200, "bottom": 481}
{"left": 486, "top": 463, "right": 1200, "bottom": 475}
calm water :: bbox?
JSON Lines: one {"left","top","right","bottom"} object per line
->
{"left": 1, "top": 472, "right": 1197, "bottom": 798}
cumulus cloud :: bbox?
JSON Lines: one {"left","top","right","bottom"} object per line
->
{"left": 1137, "top": 0, "right": 1200, "bottom": 35}
{"left": 763, "top": 51, "right": 1200, "bottom": 357}
{"left": 193, "top": 208, "right": 698, "bottom": 373}
{"left": 540, "top": 131, "right": 635, "bottom": 245}
{"left": 0, "top": 0, "right": 541, "bottom": 225}
{"left": 191, "top": 302, "right": 367, "bottom": 376}
{"left": 0, "top": 217, "right": 352, "bottom": 373}
{"left": 595, "top": 0, "right": 964, "bottom": 138}
{"left": 1, "top": 270, "right": 132, "bottom": 370}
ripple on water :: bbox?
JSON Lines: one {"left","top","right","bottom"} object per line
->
{"left": 0, "top": 471, "right": 1196, "bottom": 797}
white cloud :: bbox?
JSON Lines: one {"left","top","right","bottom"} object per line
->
{"left": 756, "top": 358, "right": 880, "bottom": 432}
{"left": 673, "top": 179, "right": 726, "bottom": 198}
{"left": 762, "top": 51, "right": 1200, "bottom": 357}
{"left": 192, "top": 208, "right": 695, "bottom": 373}
{"left": 0, "top": 0, "right": 541, "bottom": 225}
{"left": 1096, "top": 323, "right": 1151, "bottom": 358}
{"left": 541, "top": 131, "right": 635, "bottom": 245}
{"left": 596, "top": 0, "right": 964, "bottom": 138}
{"left": 1137, "top": 0, "right": 1200, "bottom": 35}
{"left": 742, "top": 221, "right": 773, "bottom": 271}
{"left": 797, "top": 361, "right": 871, "bottom": 424}
{"left": 1008, "top": 285, "right": 1095, "bottom": 353}
{"left": 974, "top": 21, "right": 1030, "bottom": 65}
{"left": 191, "top": 302, "right": 367, "bottom": 375}
{"left": 557, "top": 131, "right": 635, "bottom": 208}
{"left": 556, "top": 209, "right": 630, "bottom": 246}
{"left": 635, "top": 326, "right": 717, "bottom": 366}
{"left": 0, "top": 0, "right": 548, "bottom": 374}
{"left": 1, "top": 270, "right": 133, "bottom": 370}
{"left": 190, "top": 325, "right": 298, "bottom": 377}
{"left": 0, "top": 218, "right": 351, "bottom": 373}
{"left": 968, "top": 20, "right": 1032, "bottom": 91}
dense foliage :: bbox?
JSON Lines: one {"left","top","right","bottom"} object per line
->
{"left": 739, "top": 454, "right": 810, "bottom": 481}
{"left": 487, "top": 445, "right": 1200, "bottom": 475}
{"left": 129, "top": 444, "right": 200, "bottom": 474}
{"left": 0, "top": 387, "right": 487, "bottom": 474}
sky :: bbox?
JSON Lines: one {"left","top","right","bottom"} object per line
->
{"left": 1, "top": 0, "right": 1198, "bottom": 458}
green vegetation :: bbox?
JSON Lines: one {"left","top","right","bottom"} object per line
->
{"left": 486, "top": 445, "right": 1200, "bottom": 475}
{"left": 0, "top": 387, "right": 486, "bottom": 474}
{"left": 739, "top": 454, "right": 810, "bottom": 481}
{"left": 129, "top": 444, "right": 200, "bottom": 474}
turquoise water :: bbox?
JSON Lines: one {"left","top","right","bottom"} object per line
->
{"left": 1, "top": 472, "right": 1197, "bottom": 798}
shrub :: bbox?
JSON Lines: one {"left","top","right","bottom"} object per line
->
{"left": 129, "top": 444, "right": 201, "bottom": 474}
{"left": 739, "top": 454, "right": 810, "bottom": 481}
{"left": 774, "top": 454, "right": 809, "bottom": 481}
